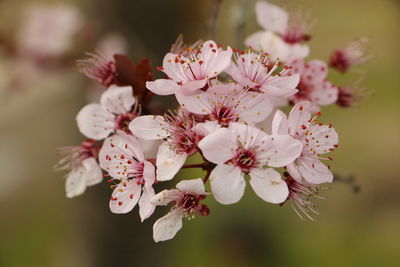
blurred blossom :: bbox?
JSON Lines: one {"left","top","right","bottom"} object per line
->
{"left": 330, "top": 38, "right": 370, "bottom": 73}
{"left": 17, "top": 4, "right": 83, "bottom": 60}
{"left": 246, "top": 1, "right": 312, "bottom": 62}
{"left": 96, "top": 33, "right": 128, "bottom": 60}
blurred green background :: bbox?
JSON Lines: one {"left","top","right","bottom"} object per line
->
{"left": 0, "top": 0, "right": 399, "bottom": 266}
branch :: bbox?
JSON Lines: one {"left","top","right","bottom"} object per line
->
{"left": 334, "top": 173, "right": 361, "bottom": 194}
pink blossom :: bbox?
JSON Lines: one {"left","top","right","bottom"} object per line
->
{"left": 151, "top": 178, "right": 209, "bottom": 242}
{"left": 17, "top": 4, "right": 83, "bottom": 59}
{"left": 146, "top": 40, "right": 232, "bottom": 96}
{"left": 245, "top": 1, "right": 311, "bottom": 62}
{"left": 129, "top": 110, "right": 202, "bottom": 181}
{"left": 226, "top": 51, "right": 299, "bottom": 104}
{"left": 98, "top": 131, "right": 156, "bottom": 221}
{"left": 76, "top": 85, "right": 138, "bottom": 140}
{"left": 56, "top": 139, "right": 102, "bottom": 198}
{"left": 336, "top": 81, "right": 367, "bottom": 108}
{"left": 176, "top": 83, "right": 273, "bottom": 126}
{"left": 198, "top": 122, "right": 303, "bottom": 204}
{"left": 272, "top": 102, "right": 338, "bottom": 184}
{"left": 288, "top": 59, "right": 339, "bottom": 112}
{"left": 330, "top": 38, "right": 370, "bottom": 73}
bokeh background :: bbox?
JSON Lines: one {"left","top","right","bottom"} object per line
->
{"left": 0, "top": 0, "right": 399, "bottom": 266}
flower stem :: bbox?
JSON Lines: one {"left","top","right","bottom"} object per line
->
{"left": 203, "top": 170, "right": 212, "bottom": 183}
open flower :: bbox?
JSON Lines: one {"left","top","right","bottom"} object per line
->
{"left": 198, "top": 122, "right": 302, "bottom": 204}
{"left": 129, "top": 109, "right": 202, "bottom": 181}
{"left": 176, "top": 83, "right": 273, "bottom": 126}
{"left": 226, "top": 51, "right": 299, "bottom": 104}
{"left": 99, "top": 132, "right": 156, "bottom": 221}
{"left": 245, "top": 1, "right": 311, "bottom": 62}
{"left": 152, "top": 178, "right": 210, "bottom": 242}
{"left": 56, "top": 139, "right": 102, "bottom": 198}
{"left": 76, "top": 85, "right": 138, "bottom": 140}
{"left": 272, "top": 102, "right": 338, "bottom": 184}
{"left": 146, "top": 40, "right": 232, "bottom": 96}
{"left": 288, "top": 59, "right": 338, "bottom": 112}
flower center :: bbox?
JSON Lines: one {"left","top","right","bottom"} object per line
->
{"left": 291, "top": 81, "right": 312, "bottom": 102}
{"left": 177, "top": 193, "right": 210, "bottom": 216}
{"left": 232, "top": 148, "right": 257, "bottom": 173}
{"left": 115, "top": 113, "right": 137, "bottom": 133}
{"left": 211, "top": 106, "right": 237, "bottom": 126}
{"left": 282, "top": 28, "right": 310, "bottom": 44}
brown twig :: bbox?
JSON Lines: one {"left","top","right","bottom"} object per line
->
{"left": 334, "top": 173, "right": 361, "bottom": 194}
{"left": 203, "top": 170, "right": 212, "bottom": 183}
{"left": 181, "top": 163, "right": 209, "bottom": 169}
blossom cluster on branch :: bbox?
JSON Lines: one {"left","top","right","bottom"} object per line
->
{"left": 56, "top": 1, "right": 368, "bottom": 242}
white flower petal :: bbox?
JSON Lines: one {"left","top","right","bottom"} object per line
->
{"left": 153, "top": 209, "right": 184, "bottom": 242}
{"left": 249, "top": 168, "right": 288, "bottom": 204}
{"left": 100, "top": 85, "right": 135, "bottom": 115}
{"left": 210, "top": 164, "right": 246, "bottom": 205}
{"left": 271, "top": 110, "right": 289, "bottom": 135}
{"left": 109, "top": 179, "right": 141, "bottom": 214}
{"left": 306, "top": 124, "right": 339, "bottom": 154}
{"left": 76, "top": 103, "right": 114, "bottom": 140}
{"left": 263, "top": 135, "right": 303, "bottom": 167}
{"left": 141, "top": 138, "right": 161, "bottom": 159}
{"left": 198, "top": 127, "right": 236, "bottom": 164}
{"left": 146, "top": 79, "right": 179, "bottom": 96}
{"left": 255, "top": 1, "right": 288, "bottom": 34}
{"left": 263, "top": 74, "right": 300, "bottom": 97}
{"left": 81, "top": 157, "right": 103, "bottom": 186}
{"left": 286, "top": 162, "right": 302, "bottom": 183}
{"left": 238, "top": 92, "right": 273, "bottom": 124}
{"left": 175, "top": 90, "right": 209, "bottom": 115}
{"left": 151, "top": 189, "right": 182, "bottom": 206}
{"left": 139, "top": 187, "right": 156, "bottom": 222}
{"left": 298, "top": 156, "right": 334, "bottom": 184}
{"left": 99, "top": 132, "right": 145, "bottom": 180}
{"left": 193, "top": 121, "right": 221, "bottom": 137}
{"left": 176, "top": 178, "right": 205, "bottom": 195}
{"left": 129, "top": 115, "right": 169, "bottom": 140}
{"left": 288, "top": 102, "right": 312, "bottom": 134}
{"left": 156, "top": 143, "right": 187, "bottom": 181}
{"left": 65, "top": 167, "right": 87, "bottom": 198}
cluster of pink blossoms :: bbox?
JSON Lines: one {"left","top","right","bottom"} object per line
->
{"left": 57, "top": 1, "right": 368, "bottom": 242}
